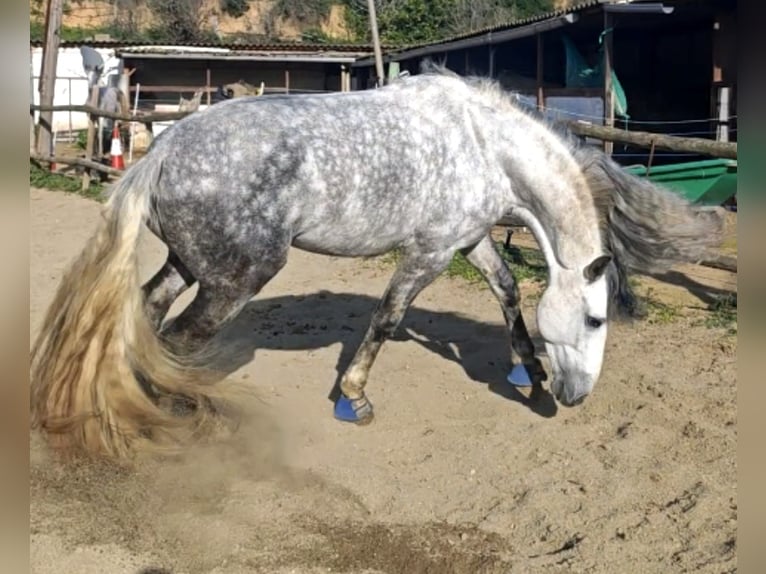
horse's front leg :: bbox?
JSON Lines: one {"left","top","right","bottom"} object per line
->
{"left": 461, "top": 235, "right": 547, "bottom": 393}
{"left": 335, "top": 249, "right": 454, "bottom": 424}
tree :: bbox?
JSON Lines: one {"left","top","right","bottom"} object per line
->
{"left": 342, "top": 0, "right": 555, "bottom": 44}
{"left": 220, "top": 0, "right": 251, "bottom": 18}
{"left": 344, "top": 0, "right": 453, "bottom": 44}
{"left": 144, "top": 0, "right": 216, "bottom": 43}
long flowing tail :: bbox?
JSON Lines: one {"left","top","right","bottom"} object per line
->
{"left": 30, "top": 155, "right": 231, "bottom": 460}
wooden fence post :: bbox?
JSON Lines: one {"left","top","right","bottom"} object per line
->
{"left": 30, "top": 49, "right": 36, "bottom": 155}
{"left": 36, "top": 0, "right": 64, "bottom": 159}
{"left": 81, "top": 85, "right": 100, "bottom": 192}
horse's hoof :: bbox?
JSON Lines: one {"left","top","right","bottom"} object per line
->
{"left": 507, "top": 363, "right": 533, "bottom": 387}
{"left": 334, "top": 395, "right": 374, "bottom": 425}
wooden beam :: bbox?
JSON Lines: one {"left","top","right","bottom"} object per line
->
{"left": 206, "top": 67, "right": 212, "bottom": 106}
{"left": 30, "top": 104, "right": 738, "bottom": 159}
{"left": 81, "top": 85, "right": 100, "bottom": 191}
{"left": 367, "top": 0, "right": 385, "bottom": 86}
{"left": 340, "top": 64, "right": 350, "bottom": 92}
{"left": 716, "top": 87, "right": 730, "bottom": 143}
{"left": 712, "top": 14, "right": 732, "bottom": 144}
{"left": 128, "top": 85, "right": 219, "bottom": 93}
{"left": 700, "top": 254, "right": 737, "bottom": 273}
{"left": 564, "top": 121, "right": 737, "bottom": 159}
{"left": 30, "top": 48, "right": 36, "bottom": 155}
{"left": 31, "top": 153, "right": 123, "bottom": 177}
{"left": 536, "top": 33, "right": 544, "bottom": 110}
{"left": 602, "top": 12, "right": 614, "bottom": 155}
{"left": 36, "top": 0, "right": 64, "bottom": 158}
{"left": 31, "top": 103, "right": 192, "bottom": 123}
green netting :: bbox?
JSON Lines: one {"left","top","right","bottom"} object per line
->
{"left": 562, "top": 34, "right": 629, "bottom": 119}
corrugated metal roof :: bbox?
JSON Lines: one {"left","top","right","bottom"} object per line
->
{"left": 115, "top": 45, "right": 372, "bottom": 59}
{"left": 392, "top": 0, "right": 608, "bottom": 51}
{"left": 352, "top": 0, "right": 612, "bottom": 67}
{"left": 29, "top": 38, "right": 388, "bottom": 53}
{"left": 116, "top": 47, "right": 366, "bottom": 63}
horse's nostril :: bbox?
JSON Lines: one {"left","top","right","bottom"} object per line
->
{"left": 570, "top": 394, "right": 586, "bottom": 406}
{"left": 557, "top": 390, "right": 587, "bottom": 407}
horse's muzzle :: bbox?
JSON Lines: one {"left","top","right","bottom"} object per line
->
{"left": 551, "top": 378, "right": 589, "bottom": 407}
{"left": 558, "top": 393, "right": 587, "bottom": 407}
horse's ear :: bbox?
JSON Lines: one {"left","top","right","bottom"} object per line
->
{"left": 584, "top": 255, "right": 612, "bottom": 282}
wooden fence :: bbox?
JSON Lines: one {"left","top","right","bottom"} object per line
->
{"left": 30, "top": 103, "right": 738, "bottom": 173}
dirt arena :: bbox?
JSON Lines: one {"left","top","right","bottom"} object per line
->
{"left": 30, "top": 187, "right": 737, "bottom": 574}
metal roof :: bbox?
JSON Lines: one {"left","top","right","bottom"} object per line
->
{"left": 352, "top": 0, "right": 609, "bottom": 67}
{"left": 395, "top": 0, "right": 607, "bottom": 51}
{"left": 116, "top": 45, "right": 367, "bottom": 64}
{"left": 29, "top": 38, "right": 387, "bottom": 54}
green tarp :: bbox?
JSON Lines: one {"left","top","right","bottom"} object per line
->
{"left": 562, "top": 34, "right": 629, "bottom": 120}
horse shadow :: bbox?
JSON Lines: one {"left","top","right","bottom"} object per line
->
{"left": 200, "top": 290, "right": 557, "bottom": 418}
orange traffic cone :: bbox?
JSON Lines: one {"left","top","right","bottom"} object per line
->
{"left": 110, "top": 123, "right": 125, "bottom": 170}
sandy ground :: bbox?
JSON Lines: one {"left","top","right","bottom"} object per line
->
{"left": 30, "top": 187, "right": 737, "bottom": 574}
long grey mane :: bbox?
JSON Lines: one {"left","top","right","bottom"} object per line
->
{"left": 414, "top": 62, "right": 725, "bottom": 318}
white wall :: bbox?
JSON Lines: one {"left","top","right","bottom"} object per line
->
{"left": 30, "top": 46, "right": 122, "bottom": 133}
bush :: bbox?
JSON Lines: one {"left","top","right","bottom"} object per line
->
{"left": 221, "top": 0, "right": 250, "bottom": 18}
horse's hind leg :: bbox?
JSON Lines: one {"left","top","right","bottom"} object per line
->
{"left": 336, "top": 249, "right": 455, "bottom": 424}
{"left": 160, "top": 249, "right": 288, "bottom": 354}
{"left": 461, "top": 236, "right": 547, "bottom": 390}
{"left": 142, "top": 250, "right": 196, "bottom": 330}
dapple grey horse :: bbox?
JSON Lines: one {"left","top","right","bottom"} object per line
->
{"left": 30, "top": 65, "right": 722, "bottom": 458}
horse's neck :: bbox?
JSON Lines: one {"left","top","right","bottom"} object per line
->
{"left": 523, "top": 184, "right": 602, "bottom": 271}
{"left": 494, "top": 114, "right": 603, "bottom": 270}
{"left": 510, "top": 206, "right": 582, "bottom": 279}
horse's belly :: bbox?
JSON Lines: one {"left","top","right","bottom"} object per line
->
{"left": 290, "top": 210, "right": 498, "bottom": 259}
{"left": 290, "top": 223, "right": 406, "bottom": 258}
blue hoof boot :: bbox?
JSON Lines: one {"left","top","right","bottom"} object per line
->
{"left": 507, "top": 363, "right": 533, "bottom": 387}
{"left": 334, "top": 395, "right": 374, "bottom": 425}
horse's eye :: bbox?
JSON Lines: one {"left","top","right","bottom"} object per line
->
{"left": 586, "top": 316, "right": 605, "bottom": 329}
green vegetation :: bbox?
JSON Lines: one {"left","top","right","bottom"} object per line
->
{"left": 353, "top": 0, "right": 454, "bottom": 45}
{"left": 500, "top": 243, "right": 548, "bottom": 283}
{"left": 632, "top": 284, "right": 736, "bottom": 333}
{"left": 30, "top": 0, "right": 557, "bottom": 45}
{"left": 30, "top": 20, "right": 111, "bottom": 43}
{"left": 273, "top": 0, "right": 334, "bottom": 22}
{"left": 380, "top": 240, "right": 547, "bottom": 288}
{"left": 220, "top": 0, "right": 251, "bottom": 18}
{"left": 646, "top": 299, "right": 683, "bottom": 325}
{"left": 342, "top": 0, "right": 556, "bottom": 45}
{"left": 704, "top": 293, "right": 737, "bottom": 334}
{"left": 635, "top": 287, "right": 683, "bottom": 325}
{"left": 30, "top": 161, "right": 104, "bottom": 201}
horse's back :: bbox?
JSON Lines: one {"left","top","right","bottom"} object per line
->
{"left": 147, "top": 75, "right": 511, "bottom": 257}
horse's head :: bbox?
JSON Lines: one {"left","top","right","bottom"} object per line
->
{"left": 536, "top": 254, "right": 612, "bottom": 407}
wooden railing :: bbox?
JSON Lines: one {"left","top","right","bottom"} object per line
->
{"left": 29, "top": 101, "right": 738, "bottom": 184}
